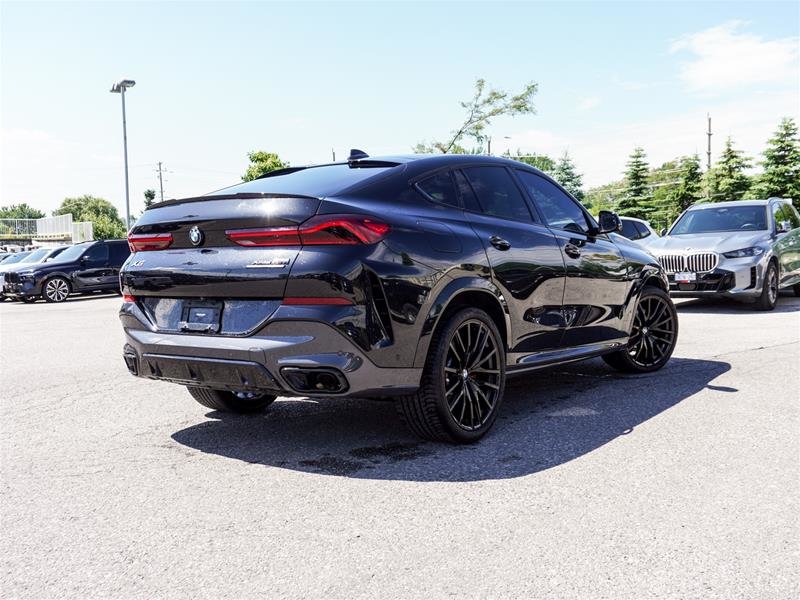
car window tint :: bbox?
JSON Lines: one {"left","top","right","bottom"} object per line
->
{"left": 453, "top": 170, "right": 482, "bottom": 213}
{"left": 771, "top": 203, "right": 783, "bottom": 228}
{"left": 516, "top": 170, "right": 589, "bottom": 234}
{"left": 84, "top": 243, "right": 108, "bottom": 264}
{"left": 109, "top": 242, "right": 131, "bottom": 264}
{"left": 620, "top": 219, "right": 640, "bottom": 239}
{"left": 635, "top": 221, "right": 651, "bottom": 238}
{"left": 462, "top": 167, "right": 532, "bottom": 222}
{"left": 417, "top": 171, "right": 459, "bottom": 207}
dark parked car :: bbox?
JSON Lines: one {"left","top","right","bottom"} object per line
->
{"left": 4, "top": 240, "right": 130, "bottom": 303}
{"left": 120, "top": 153, "right": 678, "bottom": 442}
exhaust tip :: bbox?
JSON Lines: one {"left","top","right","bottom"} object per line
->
{"left": 280, "top": 367, "right": 348, "bottom": 394}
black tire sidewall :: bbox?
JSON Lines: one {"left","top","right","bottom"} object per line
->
{"left": 756, "top": 262, "right": 778, "bottom": 310}
{"left": 430, "top": 308, "right": 506, "bottom": 443}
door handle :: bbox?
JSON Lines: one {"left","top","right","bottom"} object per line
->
{"left": 489, "top": 236, "right": 512, "bottom": 251}
{"left": 564, "top": 243, "right": 581, "bottom": 258}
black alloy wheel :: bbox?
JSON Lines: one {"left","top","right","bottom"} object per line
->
{"left": 43, "top": 277, "right": 71, "bottom": 303}
{"left": 604, "top": 286, "right": 678, "bottom": 373}
{"left": 398, "top": 307, "right": 506, "bottom": 443}
{"left": 443, "top": 319, "right": 502, "bottom": 431}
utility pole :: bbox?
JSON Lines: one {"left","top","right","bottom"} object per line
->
{"left": 706, "top": 114, "right": 713, "bottom": 199}
{"left": 157, "top": 162, "right": 165, "bottom": 202}
{"left": 331, "top": 148, "right": 336, "bottom": 162}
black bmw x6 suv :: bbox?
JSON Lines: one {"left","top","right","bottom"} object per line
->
{"left": 120, "top": 153, "right": 677, "bottom": 442}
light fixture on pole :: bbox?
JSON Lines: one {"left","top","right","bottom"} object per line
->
{"left": 110, "top": 79, "right": 136, "bottom": 229}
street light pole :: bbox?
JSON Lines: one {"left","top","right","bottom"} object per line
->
{"left": 110, "top": 79, "right": 136, "bottom": 229}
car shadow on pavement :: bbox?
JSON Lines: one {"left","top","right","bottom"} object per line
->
{"left": 674, "top": 292, "right": 799, "bottom": 314}
{"left": 171, "top": 356, "right": 731, "bottom": 482}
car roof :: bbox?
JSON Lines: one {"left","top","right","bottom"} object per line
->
{"left": 689, "top": 199, "right": 777, "bottom": 210}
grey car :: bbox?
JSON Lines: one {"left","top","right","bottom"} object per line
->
{"left": 648, "top": 198, "right": 800, "bottom": 310}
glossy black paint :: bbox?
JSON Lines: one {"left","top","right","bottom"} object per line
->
{"left": 4, "top": 240, "right": 130, "bottom": 300}
{"left": 121, "top": 155, "right": 668, "bottom": 392}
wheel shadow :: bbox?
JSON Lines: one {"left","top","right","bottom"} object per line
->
{"left": 171, "top": 356, "right": 731, "bottom": 482}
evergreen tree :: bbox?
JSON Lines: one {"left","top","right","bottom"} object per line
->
{"left": 143, "top": 189, "right": 156, "bottom": 208}
{"left": 617, "top": 147, "right": 651, "bottom": 219}
{"left": 551, "top": 151, "right": 584, "bottom": 202}
{"left": 669, "top": 155, "right": 704, "bottom": 213}
{"left": 503, "top": 149, "right": 556, "bottom": 175}
{"left": 751, "top": 117, "right": 800, "bottom": 207}
{"left": 708, "top": 137, "right": 751, "bottom": 201}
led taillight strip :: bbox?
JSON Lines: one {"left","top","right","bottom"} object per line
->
{"left": 128, "top": 233, "right": 173, "bottom": 252}
{"left": 225, "top": 215, "right": 390, "bottom": 247}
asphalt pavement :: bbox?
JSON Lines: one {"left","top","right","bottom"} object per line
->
{"left": 1, "top": 292, "right": 798, "bottom": 599}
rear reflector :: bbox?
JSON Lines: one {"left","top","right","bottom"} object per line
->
{"left": 226, "top": 215, "right": 390, "bottom": 247}
{"left": 283, "top": 297, "right": 354, "bottom": 306}
{"left": 128, "top": 233, "right": 173, "bottom": 252}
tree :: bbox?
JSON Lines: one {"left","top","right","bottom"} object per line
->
{"left": 143, "top": 189, "right": 156, "bottom": 208}
{"left": 669, "top": 155, "right": 704, "bottom": 214}
{"left": 617, "top": 147, "right": 651, "bottom": 219}
{"left": 707, "top": 137, "right": 752, "bottom": 201}
{"left": 551, "top": 151, "right": 584, "bottom": 202}
{"left": 415, "top": 78, "right": 538, "bottom": 153}
{"left": 0, "top": 203, "right": 46, "bottom": 220}
{"left": 750, "top": 117, "right": 800, "bottom": 207}
{"left": 242, "top": 151, "right": 288, "bottom": 182}
{"left": 53, "top": 195, "right": 127, "bottom": 240}
{"left": 503, "top": 150, "right": 556, "bottom": 174}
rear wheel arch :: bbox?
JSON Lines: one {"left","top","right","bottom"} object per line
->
{"left": 414, "top": 282, "right": 509, "bottom": 368}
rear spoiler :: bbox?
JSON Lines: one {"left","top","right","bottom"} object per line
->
{"left": 145, "top": 192, "right": 321, "bottom": 211}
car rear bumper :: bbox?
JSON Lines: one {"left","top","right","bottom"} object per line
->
{"left": 119, "top": 301, "right": 421, "bottom": 397}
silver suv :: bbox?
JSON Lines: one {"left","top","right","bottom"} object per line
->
{"left": 648, "top": 198, "right": 800, "bottom": 310}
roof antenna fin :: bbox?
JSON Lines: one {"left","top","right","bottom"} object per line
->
{"left": 348, "top": 148, "right": 369, "bottom": 161}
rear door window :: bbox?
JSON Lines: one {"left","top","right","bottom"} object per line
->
{"left": 109, "top": 242, "right": 131, "bottom": 265}
{"left": 83, "top": 243, "right": 108, "bottom": 266}
{"left": 453, "top": 170, "right": 482, "bottom": 213}
{"left": 462, "top": 167, "right": 533, "bottom": 222}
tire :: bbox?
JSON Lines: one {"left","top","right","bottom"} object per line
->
{"left": 19, "top": 296, "right": 37, "bottom": 304}
{"left": 186, "top": 386, "right": 276, "bottom": 414}
{"left": 42, "top": 276, "right": 71, "bottom": 303}
{"left": 398, "top": 308, "right": 506, "bottom": 443}
{"left": 754, "top": 261, "right": 778, "bottom": 311}
{"left": 603, "top": 286, "right": 678, "bottom": 373}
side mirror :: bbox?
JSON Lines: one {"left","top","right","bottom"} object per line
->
{"left": 660, "top": 228, "right": 667, "bottom": 236}
{"left": 597, "top": 210, "right": 621, "bottom": 234}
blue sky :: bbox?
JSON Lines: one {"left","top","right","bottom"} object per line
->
{"left": 1, "top": 1, "right": 798, "bottom": 217}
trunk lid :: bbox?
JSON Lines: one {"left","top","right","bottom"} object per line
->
{"left": 123, "top": 194, "right": 320, "bottom": 298}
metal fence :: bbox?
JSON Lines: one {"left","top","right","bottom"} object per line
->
{"left": 0, "top": 214, "right": 94, "bottom": 243}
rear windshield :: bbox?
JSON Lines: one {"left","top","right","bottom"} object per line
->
{"left": 207, "top": 164, "right": 395, "bottom": 198}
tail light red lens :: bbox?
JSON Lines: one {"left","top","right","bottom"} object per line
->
{"left": 128, "top": 233, "right": 173, "bottom": 252}
{"left": 225, "top": 215, "right": 390, "bottom": 247}
{"left": 122, "top": 294, "right": 137, "bottom": 303}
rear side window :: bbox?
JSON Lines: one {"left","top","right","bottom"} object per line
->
{"left": 783, "top": 203, "right": 800, "bottom": 229}
{"left": 109, "top": 241, "right": 131, "bottom": 265}
{"left": 453, "top": 170, "right": 482, "bottom": 212}
{"left": 462, "top": 167, "right": 532, "bottom": 222}
{"left": 416, "top": 172, "right": 459, "bottom": 207}
{"left": 516, "top": 170, "right": 590, "bottom": 234}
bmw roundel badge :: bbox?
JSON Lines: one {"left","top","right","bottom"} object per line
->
{"left": 189, "top": 225, "right": 204, "bottom": 246}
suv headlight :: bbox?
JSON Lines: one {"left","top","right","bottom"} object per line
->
{"left": 17, "top": 271, "right": 36, "bottom": 280}
{"left": 722, "top": 247, "right": 765, "bottom": 258}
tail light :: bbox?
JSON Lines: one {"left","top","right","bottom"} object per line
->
{"left": 128, "top": 233, "right": 173, "bottom": 252}
{"left": 122, "top": 294, "right": 137, "bottom": 303}
{"left": 226, "top": 215, "right": 390, "bottom": 247}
